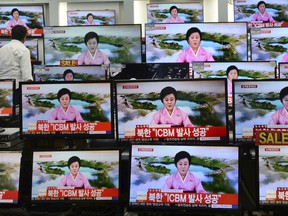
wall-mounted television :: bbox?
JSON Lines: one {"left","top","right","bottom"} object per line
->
{"left": 129, "top": 144, "right": 239, "bottom": 212}
{"left": 67, "top": 10, "right": 116, "bottom": 26}
{"left": 43, "top": 25, "right": 142, "bottom": 65}
{"left": 115, "top": 79, "right": 228, "bottom": 143}
{"left": 31, "top": 149, "right": 120, "bottom": 207}
{"left": 145, "top": 22, "right": 248, "bottom": 63}
{"left": 33, "top": 65, "right": 107, "bottom": 81}
{"left": 0, "top": 151, "right": 22, "bottom": 205}
{"left": 0, "top": 5, "right": 44, "bottom": 37}
{"left": 19, "top": 81, "right": 114, "bottom": 139}
{"left": 0, "top": 79, "right": 15, "bottom": 118}
{"left": 147, "top": 2, "right": 203, "bottom": 23}
{"left": 278, "top": 62, "right": 288, "bottom": 78}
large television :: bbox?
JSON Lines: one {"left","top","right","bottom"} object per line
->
{"left": 0, "top": 5, "right": 44, "bottom": 37}
{"left": 250, "top": 26, "right": 288, "bottom": 62}
{"left": 233, "top": 79, "right": 288, "bottom": 144}
{"left": 147, "top": 2, "right": 203, "bottom": 23}
{"left": 115, "top": 79, "right": 228, "bottom": 143}
{"left": 0, "top": 151, "right": 22, "bottom": 205}
{"left": 67, "top": 10, "right": 116, "bottom": 26}
{"left": 0, "top": 79, "right": 15, "bottom": 118}
{"left": 43, "top": 25, "right": 142, "bottom": 65}
{"left": 19, "top": 81, "right": 114, "bottom": 139}
{"left": 278, "top": 62, "right": 288, "bottom": 78}
{"left": 129, "top": 144, "right": 239, "bottom": 212}
{"left": 31, "top": 149, "right": 120, "bottom": 208}
{"left": 33, "top": 65, "right": 107, "bottom": 81}
{"left": 145, "top": 22, "right": 248, "bottom": 63}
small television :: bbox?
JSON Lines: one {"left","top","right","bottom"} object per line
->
{"left": 233, "top": 0, "right": 288, "bottom": 27}
{"left": 31, "top": 149, "right": 120, "bottom": 208}
{"left": 0, "top": 151, "right": 22, "bottom": 205}
{"left": 109, "top": 63, "right": 189, "bottom": 80}
{"left": 129, "top": 144, "right": 239, "bottom": 212}
{"left": 233, "top": 79, "right": 288, "bottom": 144}
{"left": 145, "top": 22, "right": 248, "bottom": 63}
{"left": 19, "top": 81, "right": 114, "bottom": 139}
{"left": 0, "top": 79, "right": 15, "bottom": 118}
{"left": 0, "top": 5, "right": 44, "bottom": 37}
{"left": 33, "top": 65, "right": 108, "bottom": 81}
{"left": 67, "top": 10, "right": 116, "bottom": 26}
{"left": 250, "top": 26, "right": 288, "bottom": 62}
{"left": 115, "top": 79, "right": 228, "bottom": 143}
{"left": 278, "top": 62, "right": 288, "bottom": 78}
{"left": 43, "top": 25, "right": 142, "bottom": 65}
{"left": 147, "top": 2, "right": 203, "bottom": 23}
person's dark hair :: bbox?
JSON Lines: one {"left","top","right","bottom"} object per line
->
{"left": 57, "top": 88, "right": 71, "bottom": 101}
{"left": 86, "top": 13, "right": 94, "bottom": 20}
{"left": 174, "top": 151, "right": 191, "bottom": 166}
{"left": 68, "top": 156, "right": 81, "bottom": 168}
{"left": 63, "top": 69, "right": 74, "bottom": 80}
{"left": 226, "top": 65, "right": 239, "bottom": 76}
{"left": 160, "top": 86, "right": 177, "bottom": 102}
{"left": 169, "top": 6, "right": 178, "bottom": 14}
{"left": 11, "top": 25, "right": 27, "bottom": 41}
{"left": 186, "top": 27, "right": 202, "bottom": 42}
{"left": 280, "top": 86, "right": 288, "bottom": 102}
{"left": 84, "top": 31, "right": 99, "bottom": 45}
{"left": 257, "top": 1, "right": 266, "bottom": 9}
{"left": 11, "top": 8, "right": 19, "bottom": 16}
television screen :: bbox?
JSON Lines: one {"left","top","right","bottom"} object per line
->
{"left": 0, "top": 5, "right": 44, "bottom": 36}
{"left": 115, "top": 79, "right": 228, "bottom": 143}
{"left": 259, "top": 145, "right": 288, "bottom": 206}
{"left": 20, "top": 81, "right": 114, "bottom": 139}
{"left": 109, "top": 63, "right": 190, "bottom": 80}
{"left": 129, "top": 144, "right": 239, "bottom": 211}
{"left": 33, "top": 65, "right": 107, "bottom": 81}
{"left": 31, "top": 149, "right": 120, "bottom": 207}
{"left": 147, "top": 2, "right": 203, "bottom": 23}
{"left": 43, "top": 25, "right": 142, "bottom": 65}
{"left": 0, "top": 79, "right": 15, "bottom": 117}
{"left": 233, "top": 79, "right": 288, "bottom": 144}
{"left": 250, "top": 26, "right": 288, "bottom": 62}
{"left": 278, "top": 62, "right": 288, "bottom": 78}
{"left": 0, "top": 151, "right": 22, "bottom": 205}
{"left": 233, "top": 0, "right": 288, "bottom": 27}
{"left": 145, "top": 22, "right": 248, "bottom": 63}
{"left": 67, "top": 10, "right": 116, "bottom": 26}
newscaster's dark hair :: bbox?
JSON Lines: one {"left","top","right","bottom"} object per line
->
{"left": 169, "top": 6, "right": 178, "bottom": 14}
{"left": 226, "top": 65, "right": 239, "bottom": 76}
{"left": 11, "top": 8, "right": 19, "bottom": 16}
{"left": 86, "top": 13, "right": 94, "bottom": 19}
{"left": 84, "top": 31, "right": 99, "bottom": 45}
{"left": 257, "top": 1, "right": 266, "bottom": 9}
{"left": 63, "top": 69, "right": 74, "bottom": 80}
{"left": 186, "top": 27, "right": 202, "bottom": 42}
{"left": 160, "top": 86, "right": 177, "bottom": 102}
{"left": 68, "top": 156, "right": 81, "bottom": 168}
{"left": 11, "top": 25, "right": 27, "bottom": 41}
{"left": 174, "top": 151, "right": 191, "bottom": 166}
{"left": 57, "top": 88, "right": 71, "bottom": 101}
{"left": 280, "top": 86, "right": 288, "bottom": 102}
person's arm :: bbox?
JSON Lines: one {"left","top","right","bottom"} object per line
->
{"left": 269, "top": 111, "right": 279, "bottom": 125}
{"left": 58, "top": 175, "right": 67, "bottom": 187}
{"left": 83, "top": 174, "right": 92, "bottom": 189}
{"left": 162, "top": 174, "right": 173, "bottom": 189}
{"left": 102, "top": 52, "right": 110, "bottom": 65}
{"left": 21, "top": 48, "right": 33, "bottom": 82}
{"left": 206, "top": 50, "right": 215, "bottom": 61}
{"left": 176, "top": 49, "right": 186, "bottom": 63}
{"left": 181, "top": 110, "right": 194, "bottom": 127}
{"left": 77, "top": 52, "right": 84, "bottom": 65}
{"left": 150, "top": 110, "right": 160, "bottom": 125}
{"left": 194, "top": 175, "right": 206, "bottom": 193}
{"left": 6, "top": 20, "right": 13, "bottom": 29}
{"left": 49, "top": 108, "right": 58, "bottom": 121}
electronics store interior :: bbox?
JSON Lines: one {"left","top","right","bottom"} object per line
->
{"left": 0, "top": 0, "right": 288, "bottom": 215}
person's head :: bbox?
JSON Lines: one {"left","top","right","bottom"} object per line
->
{"left": 84, "top": 31, "right": 99, "bottom": 53}
{"left": 57, "top": 88, "right": 71, "bottom": 109}
{"left": 257, "top": 1, "right": 266, "bottom": 13}
{"left": 63, "top": 69, "right": 74, "bottom": 81}
{"left": 86, "top": 13, "right": 94, "bottom": 23}
{"left": 160, "top": 86, "right": 177, "bottom": 112}
{"left": 226, "top": 65, "right": 239, "bottom": 82}
{"left": 174, "top": 151, "right": 191, "bottom": 176}
{"left": 11, "top": 8, "right": 20, "bottom": 20}
{"left": 169, "top": 6, "right": 179, "bottom": 19}
{"left": 68, "top": 156, "right": 81, "bottom": 176}
{"left": 186, "top": 27, "right": 202, "bottom": 50}
{"left": 280, "top": 87, "right": 288, "bottom": 110}
{"left": 11, "top": 25, "right": 27, "bottom": 42}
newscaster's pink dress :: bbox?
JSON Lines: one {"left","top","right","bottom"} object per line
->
{"left": 282, "top": 54, "right": 288, "bottom": 62}
{"left": 163, "top": 172, "right": 206, "bottom": 193}
{"left": 150, "top": 107, "right": 194, "bottom": 127}
{"left": 6, "top": 19, "right": 29, "bottom": 30}
{"left": 58, "top": 172, "right": 92, "bottom": 189}
{"left": 49, "top": 105, "right": 84, "bottom": 122}
{"left": 164, "top": 16, "right": 185, "bottom": 23}
{"left": 78, "top": 50, "right": 110, "bottom": 65}
{"left": 251, "top": 12, "right": 275, "bottom": 22}
{"left": 176, "top": 47, "right": 215, "bottom": 63}
{"left": 269, "top": 108, "right": 288, "bottom": 125}
{"left": 227, "top": 79, "right": 233, "bottom": 95}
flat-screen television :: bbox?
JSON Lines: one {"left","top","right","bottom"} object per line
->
{"left": 0, "top": 151, "right": 22, "bottom": 205}
{"left": 115, "top": 79, "right": 228, "bottom": 143}
{"left": 250, "top": 26, "right": 288, "bottom": 62}
{"left": 145, "top": 22, "right": 248, "bottom": 63}
{"left": 258, "top": 145, "right": 288, "bottom": 207}
{"left": 19, "top": 81, "right": 114, "bottom": 139}
{"left": 0, "top": 5, "right": 44, "bottom": 37}
{"left": 67, "top": 10, "right": 116, "bottom": 26}
{"left": 129, "top": 144, "right": 239, "bottom": 212}
{"left": 233, "top": 0, "right": 288, "bottom": 27}
{"left": 109, "top": 63, "right": 190, "bottom": 80}
{"left": 33, "top": 65, "right": 107, "bottom": 81}
{"left": 233, "top": 79, "right": 288, "bottom": 144}
{"left": 278, "top": 62, "right": 288, "bottom": 78}
{"left": 147, "top": 2, "right": 203, "bottom": 23}
{"left": 0, "top": 79, "right": 15, "bottom": 118}
{"left": 43, "top": 25, "right": 142, "bottom": 65}
{"left": 31, "top": 149, "right": 120, "bottom": 207}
